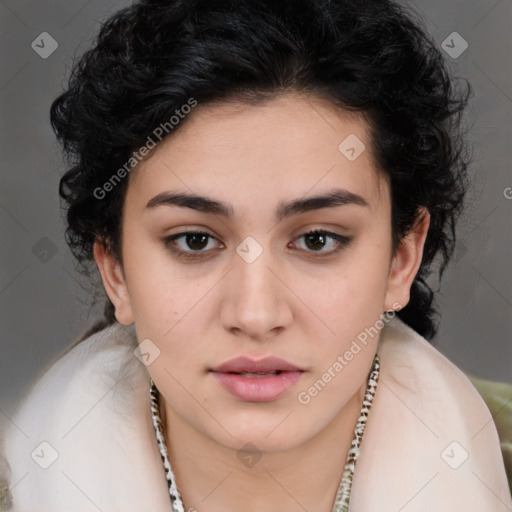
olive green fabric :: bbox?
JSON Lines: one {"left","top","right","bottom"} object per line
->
{"left": 469, "top": 375, "right": 512, "bottom": 495}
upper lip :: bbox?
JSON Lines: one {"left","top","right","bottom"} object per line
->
{"left": 210, "top": 356, "right": 304, "bottom": 373}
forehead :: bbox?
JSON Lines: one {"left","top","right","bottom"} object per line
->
{"left": 127, "top": 93, "right": 389, "bottom": 216}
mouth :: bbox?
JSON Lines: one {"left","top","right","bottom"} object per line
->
{"left": 210, "top": 356, "right": 305, "bottom": 402}
{"left": 210, "top": 356, "right": 304, "bottom": 374}
{"left": 231, "top": 371, "right": 283, "bottom": 377}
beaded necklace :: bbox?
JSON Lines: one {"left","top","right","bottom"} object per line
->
{"left": 150, "top": 354, "right": 380, "bottom": 512}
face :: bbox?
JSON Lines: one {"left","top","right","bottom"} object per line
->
{"left": 95, "top": 93, "right": 429, "bottom": 453}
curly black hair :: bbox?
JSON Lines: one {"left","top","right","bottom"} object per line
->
{"left": 50, "top": 0, "right": 471, "bottom": 342}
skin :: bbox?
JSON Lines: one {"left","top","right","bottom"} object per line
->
{"left": 94, "top": 93, "right": 430, "bottom": 511}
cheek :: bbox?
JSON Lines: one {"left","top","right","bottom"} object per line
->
{"left": 125, "top": 267, "right": 214, "bottom": 366}
{"left": 130, "top": 279, "right": 196, "bottom": 339}
{"left": 121, "top": 234, "right": 193, "bottom": 325}
{"left": 123, "top": 226, "right": 194, "bottom": 308}
{"left": 293, "top": 254, "right": 389, "bottom": 335}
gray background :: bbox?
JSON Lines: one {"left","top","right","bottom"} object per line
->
{"left": 1, "top": 0, "right": 511, "bottom": 421}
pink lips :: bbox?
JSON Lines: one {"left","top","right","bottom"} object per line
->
{"left": 210, "top": 356, "right": 305, "bottom": 402}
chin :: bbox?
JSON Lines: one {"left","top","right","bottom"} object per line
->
{"left": 208, "top": 414, "right": 313, "bottom": 454}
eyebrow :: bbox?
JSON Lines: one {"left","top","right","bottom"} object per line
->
{"left": 145, "top": 188, "right": 370, "bottom": 222}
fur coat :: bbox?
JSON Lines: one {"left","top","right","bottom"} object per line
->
{"left": 2, "top": 316, "right": 511, "bottom": 511}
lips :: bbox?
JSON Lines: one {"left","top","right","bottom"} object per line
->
{"left": 210, "top": 356, "right": 305, "bottom": 402}
{"left": 211, "top": 356, "right": 303, "bottom": 374}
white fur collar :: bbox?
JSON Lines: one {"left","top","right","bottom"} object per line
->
{"left": 2, "top": 317, "right": 511, "bottom": 511}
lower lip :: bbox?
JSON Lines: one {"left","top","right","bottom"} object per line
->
{"left": 211, "top": 371, "right": 303, "bottom": 402}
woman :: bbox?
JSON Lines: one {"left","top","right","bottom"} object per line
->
{"left": 2, "top": 0, "right": 511, "bottom": 510}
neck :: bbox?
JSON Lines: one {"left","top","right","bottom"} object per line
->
{"left": 160, "top": 382, "right": 366, "bottom": 512}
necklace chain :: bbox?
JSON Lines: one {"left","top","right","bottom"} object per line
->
{"left": 150, "top": 354, "right": 380, "bottom": 512}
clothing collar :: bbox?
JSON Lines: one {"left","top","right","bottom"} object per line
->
{"left": 3, "top": 316, "right": 511, "bottom": 510}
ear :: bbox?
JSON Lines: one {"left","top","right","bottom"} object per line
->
{"left": 384, "top": 207, "right": 430, "bottom": 312}
{"left": 93, "top": 241, "right": 134, "bottom": 325}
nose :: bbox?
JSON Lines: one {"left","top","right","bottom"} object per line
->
{"left": 219, "top": 244, "right": 294, "bottom": 342}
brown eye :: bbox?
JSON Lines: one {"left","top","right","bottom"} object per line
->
{"left": 164, "top": 230, "right": 222, "bottom": 258}
{"left": 304, "top": 231, "right": 329, "bottom": 251}
{"left": 164, "top": 229, "right": 352, "bottom": 261}
{"left": 293, "top": 230, "right": 352, "bottom": 256}
{"left": 181, "top": 232, "right": 210, "bottom": 251}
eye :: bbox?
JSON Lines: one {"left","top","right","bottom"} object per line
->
{"left": 164, "top": 229, "right": 352, "bottom": 260}
{"left": 291, "top": 229, "right": 353, "bottom": 256}
{"left": 164, "top": 230, "right": 222, "bottom": 258}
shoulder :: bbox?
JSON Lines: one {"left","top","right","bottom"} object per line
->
{"left": 1, "top": 322, "right": 168, "bottom": 511}
{"left": 378, "top": 315, "right": 494, "bottom": 430}
{"left": 352, "top": 315, "right": 512, "bottom": 510}
{"left": 5, "top": 322, "right": 141, "bottom": 438}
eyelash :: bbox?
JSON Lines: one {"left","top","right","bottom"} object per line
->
{"left": 163, "top": 229, "right": 353, "bottom": 260}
